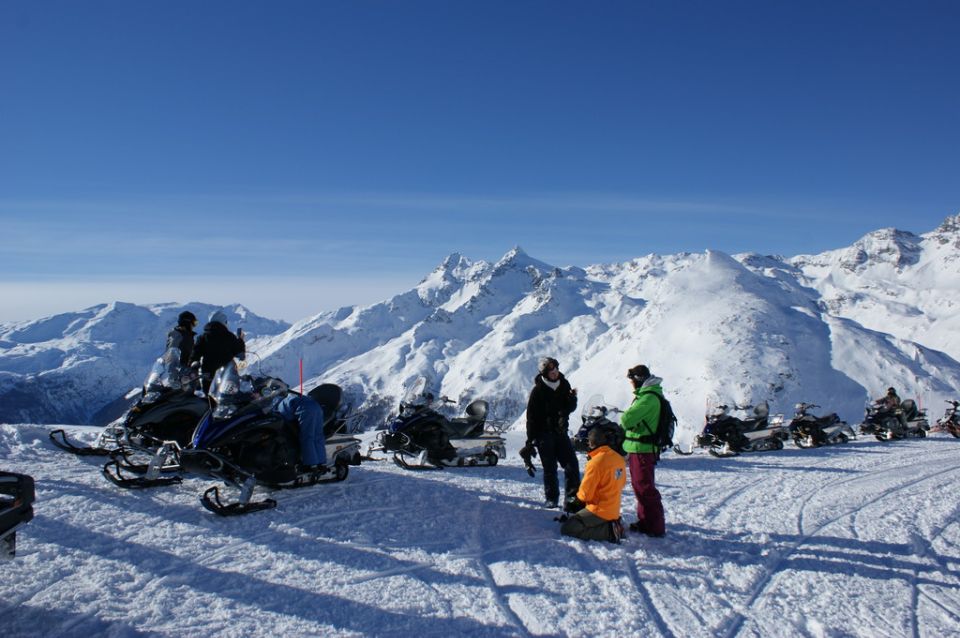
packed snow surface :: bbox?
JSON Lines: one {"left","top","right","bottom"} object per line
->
{"left": 3, "top": 424, "right": 959, "bottom": 637}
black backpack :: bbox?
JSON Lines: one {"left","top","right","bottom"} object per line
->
{"left": 632, "top": 394, "right": 676, "bottom": 456}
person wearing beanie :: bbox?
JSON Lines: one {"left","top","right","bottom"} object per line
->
{"left": 191, "top": 310, "right": 246, "bottom": 393}
{"left": 620, "top": 364, "right": 667, "bottom": 537}
{"left": 525, "top": 357, "right": 581, "bottom": 509}
{"left": 165, "top": 310, "right": 197, "bottom": 367}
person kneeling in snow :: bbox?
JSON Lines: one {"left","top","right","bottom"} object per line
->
{"left": 560, "top": 427, "right": 626, "bottom": 543}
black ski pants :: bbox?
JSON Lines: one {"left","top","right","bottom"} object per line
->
{"left": 535, "top": 430, "right": 580, "bottom": 504}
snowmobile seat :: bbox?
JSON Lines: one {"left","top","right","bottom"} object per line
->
{"left": 307, "top": 384, "right": 346, "bottom": 436}
{"left": 448, "top": 400, "right": 489, "bottom": 438}
{"left": 900, "top": 399, "right": 918, "bottom": 421}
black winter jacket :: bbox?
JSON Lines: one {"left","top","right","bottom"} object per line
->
{"left": 525, "top": 373, "right": 578, "bottom": 442}
{"left": 165, "top": 326, "right": 195, "bottom": 367}
{"left": 191, "top": 322, "right": 245, "bottom": 376}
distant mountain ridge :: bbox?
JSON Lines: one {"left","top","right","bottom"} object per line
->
{"left": 2, "top": 215, "right": 959, "bottom": 439}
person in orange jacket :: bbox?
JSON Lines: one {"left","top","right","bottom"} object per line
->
{"left": 560, "top": 426, "right": 627, "bottom": 542}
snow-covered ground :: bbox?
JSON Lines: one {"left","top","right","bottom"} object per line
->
{"left": 3, "top": 423, "right": 959, "bottom": 637}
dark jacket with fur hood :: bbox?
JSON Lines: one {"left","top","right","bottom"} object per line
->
{"left": 525, "top": 373, "right": 578, "bottom": 442}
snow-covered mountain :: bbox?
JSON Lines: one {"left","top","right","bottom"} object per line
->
{"left": 3, "top": 215, "right": 959, "bottom": 439}
{"left": 0, "top": 303, "right": 288, "bottom": 425}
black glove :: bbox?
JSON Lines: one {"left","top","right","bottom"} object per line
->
{"left": 518, "top": 443, "right": 537, "bottom": 477}
{"left": 564, "top": 496, "right": 585, "bottom": 513}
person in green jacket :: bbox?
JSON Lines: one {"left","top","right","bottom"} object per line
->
{"left": 620, "top": 364, "right": 666, "bottom": 537}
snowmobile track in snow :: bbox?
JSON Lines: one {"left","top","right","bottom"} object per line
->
{"left": 715, "top": 447, "right": 960, "bottom": 638}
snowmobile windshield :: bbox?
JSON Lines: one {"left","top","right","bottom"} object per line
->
{"left": 209, "top": 360, "right": 254, "bottom": 420}
{"left": 401, "top": 377, "right": 434, "bottom": 407}
{"left": 581, "top": 395, "right": 610, "bottom": 421}
{"left": 142, "top": 348, "right": 185, "bottom": 403}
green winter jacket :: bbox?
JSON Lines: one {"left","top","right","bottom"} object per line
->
{"left": 620, "top": 383, "right": 663, "bottom": 454}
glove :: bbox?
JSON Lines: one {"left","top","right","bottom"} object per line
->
{"left": 563, "top": 496, "right": 585, "bottom": 513}
{"left": 518, "top": 443, "right": 537, "bottom": 477}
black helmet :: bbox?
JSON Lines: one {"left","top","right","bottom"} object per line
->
{"left": 627, "top": 364, "right": 651, "bottom": 384}
{"left": 887, "top": 387, "right": 897, "bottom": 395}
{"left": 587, "top": 426, "right": 609, "bottom": 450}
{"left": 178, "top": 311, "right": 198, "bottom": 327}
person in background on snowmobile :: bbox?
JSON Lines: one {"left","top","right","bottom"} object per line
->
{"left": 192, "top": 310, "right": 245, "bottom": 393}
{"left": 166, "top": 311, "right": 197, "bottom": 368}
{"left": 525, "top": 357, "right": 581, "bottom": 509}
{"left": 560, "top": 426, "right": 626, "bottom": 543}
{"left": 620, "top": 364, "right": 666, "bottom": 538}
{"left": 875, "top": 387, "right": 901, "bottom": 413}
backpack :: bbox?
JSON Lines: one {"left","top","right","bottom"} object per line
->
{"left": 631, "top": 393, "right": 676, "bottom": 456}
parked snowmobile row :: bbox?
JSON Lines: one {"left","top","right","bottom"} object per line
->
{"left": 51, "top": 349, "right": 362, "bottom": 515}
{"left": 0, "top": 471, "right": 35, "bottom": 560}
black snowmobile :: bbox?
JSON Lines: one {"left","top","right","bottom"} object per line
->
{"left": 932, "top": 400, "right": 960, "bottom": 438}
{"left": 866, "top": 399, "right": 930, "bottom": 441}
{"left": 687, "top": 401, "right": 789, "bottom": 457}
{"left": 109, "top": 360, "right": 363, "bottom": 515}
{"left": 51, "top": 347, "right": 207, "bottom": 468}
{"left": 570, "top": 395, "right": 625, "bottom": 455}
{"left": 370, "top": 377, "right": 507, "bottom": 470}
{"left": 788, "top": 403, "right": 856, "bottom": 448}
{"left": 1, "top": 471, "right": 35, "bottom": 560}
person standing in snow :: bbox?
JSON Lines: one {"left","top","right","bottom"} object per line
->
{"left": 525, "top": 357, "right": 581, "bottom": 509}
{"left": 620, "top": 364, "right": 666, "bottom": 537}
{"left": 166, "top": 310, "right": 197, "bottom": 368}
{"left": 192, "top": 310, "right": 245, "bottom": 393}
{"left": 560, "top": 426, "right": 626, "bottom": 542}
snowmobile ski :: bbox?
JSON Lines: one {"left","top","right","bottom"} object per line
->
{"left": 200, "top": 484, "right": 277, "bottom": 517}
{"left": 49, "top": 429, "right": 115, "bottom": 457}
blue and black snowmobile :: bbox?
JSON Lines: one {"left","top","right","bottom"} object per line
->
{"left": 123, "top": 359, "right": 363, "bottom": 515}
{"left": 0, "top": 471, "right": 35, "bottom": 560}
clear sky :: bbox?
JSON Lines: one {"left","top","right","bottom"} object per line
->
{"left": 1, "top": 1, "right": 957, "bottom": 323}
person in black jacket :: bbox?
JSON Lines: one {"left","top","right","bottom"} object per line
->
{"left": 525, "top": 357, "right": 581, "bottom": 509}
{"left": 192, "top": 310, "right": 245, "bottom": 393}
{"left": 165, "top": 311, "right": 197, "bottom": 367}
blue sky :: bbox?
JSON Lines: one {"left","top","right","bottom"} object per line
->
{"left": 1, "top": 1, "right": 957, "bottom": 323}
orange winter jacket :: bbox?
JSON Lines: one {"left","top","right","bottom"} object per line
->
{"left": 576, "top": 445, "right": 627, "bottom": 521}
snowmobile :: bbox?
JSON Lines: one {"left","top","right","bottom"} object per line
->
{"left": 869, "top": 399, "right": 930, "bottom": 442}
{"left": 108, "top": 360, "right": 363, "bottom": 516}
{"left": 931, "top": 400, "right": 960, "bottom": 438}
{"left": 370, "top": 377, "right": 506, "bottom": 470}
{"left": 788, "top": 403, "right": 856, "bottom": 448}
{"left": 687, "top": 402, "right": 789, "bottom": 457}
{"left": 570, "top": 395, "right": 625, "bottom": 455}
{"left": 1, "top": 471, "right": 35, "bottom": 560}
{"left": 51, "top": 347, "right": 207, "bottom": 467}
